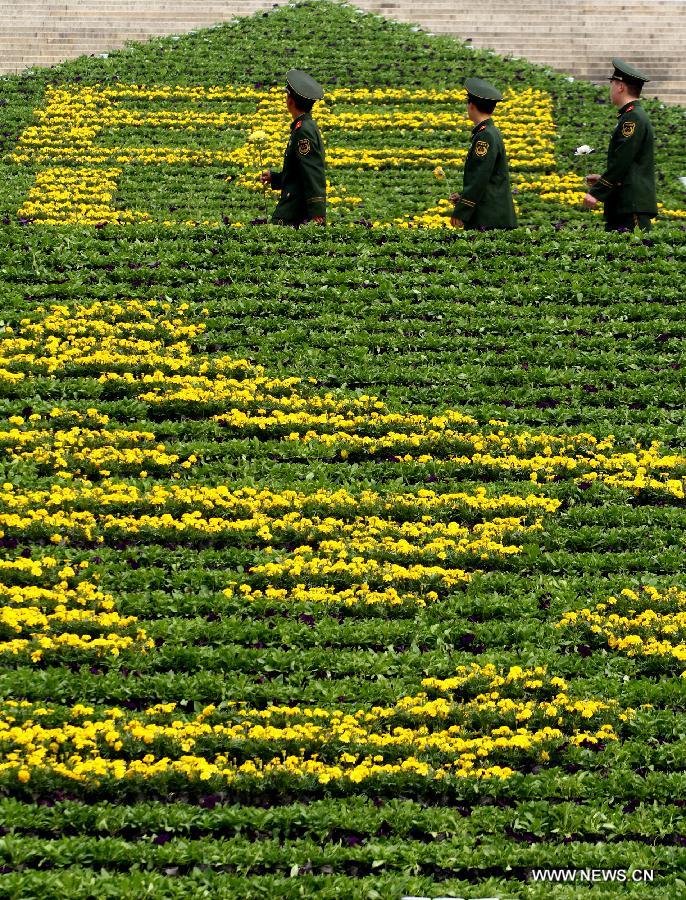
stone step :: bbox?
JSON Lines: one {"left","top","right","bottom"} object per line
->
{"left": 400, "top": 4, "right": 684, "bottom": 10}
{"left": 383, "top": 3, "right": 684, "bottom": 9}
{"left": 2, "top": 7, "right": 678, "bottom": 18}
{"left": 425, "top": 26, "right": 683, "bottom": 35}
{"left": 380, "top": 6, "right": 683, "bottom": 13}
{"left": 423, "top": 21, "right": 684, "bottom": 30}
{"left": 5, "top": 8, "right": 677, "bottom": 13}
{"left": 392, "top": 0, "right": 686, "bottom": 4}
{"left": 0, "top": 2, "right": 257, "bottom": 8}
{"left": 452, "top": 39, "right": 684, "bottom": 51}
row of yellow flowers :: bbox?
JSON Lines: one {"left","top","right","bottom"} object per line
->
{"left": 10, "top": 83, "right": 559, "bottom": 225}
{"left": 558, "top": 585, "right": 686, "bottom": 674}
{"left": 5, "top": 298, "right": 684, "bottom": 498}
{"left": 0, "top": 479, "right": 551, "bottom": 605}
{"left": 1, "top": 421, "right": 186, "bottom": 477}
{"left": 1, "top": 296, "right": 682, "bottom": 522}
{"left": 1, "top": 298, "right": 205, "bottom": 377}
{"left": 12, "top": 85, "right": 555, "bottom": 170}
{"left": 0, "top": 559, "right": 152, "bottom": 662}
{"left": 11, "top": 82, "right": 685, "bottom": 225}
{"left": 0, "top": 664, "right": 632, "bottom": 786}
{"left": 0, "top": 290, "right": 681, "bottom": 793}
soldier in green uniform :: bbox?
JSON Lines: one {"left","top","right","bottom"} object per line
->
{"left": 260, "top": 69, "right": 327, "bottom": 226}
{"left": 583, "top": 59, "right": 657, "bottom": 231}
{"left": 450, "top": 77, "right": 517, "bottom": 230}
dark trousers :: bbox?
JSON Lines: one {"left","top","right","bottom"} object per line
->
{"left": 605, "top": 213, "right": 653, "bottom": 233}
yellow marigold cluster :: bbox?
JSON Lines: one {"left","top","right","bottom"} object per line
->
{"left": 0, "top": 663, "right": 631, "bottom": 787}
{"left": 558, "top": 585, "right": 686, "bottom": 673}
{"left": 0, "top": 479, "right": 553, "bottom": 599}
{"left": 17, "top": 167, "right": 150, "bottom": 225}
{"left": 0, "top": 298, "right": 205, "bottom": 380}
{"left": 1, "top": 420, "right": 184, "bottom": 477}
{"left": 15, "top": 82, "right": 652, "bottom": 226}
{"left": 0, "top": 558, "right": 152, "bottom": 662}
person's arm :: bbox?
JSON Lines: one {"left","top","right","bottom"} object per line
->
{"left": 297, "top": 132, "right": 326, "bottom": 221}
{"left": 453, "top": 136, "right": 498, "bottom": 224}
{"left": 589, "top": 115, "right": 644, "bottom": 203}
{"left": 269, "top": 170, "right": 283, "bottom": 191}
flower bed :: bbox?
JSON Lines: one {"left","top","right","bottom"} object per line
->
{"left": 0, "top": 3, "right": 685, "bottom": 897}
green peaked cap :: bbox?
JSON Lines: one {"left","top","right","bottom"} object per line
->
{"left": 464, "top": 77, "right": 503, "bottom": 102}
{"left": 610, "top": 58, "right": 651, "bottom": 84}
{"left": 286, "top": 69, "right": 324, "bottom": 101}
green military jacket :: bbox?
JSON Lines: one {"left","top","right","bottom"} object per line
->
{"left": 589, "top": 100, "right": 657, "bottom": 219}
{"left": 270, "top": 112, "right": 326, "bottom": 225}
{"left": 453, "top": 118, "right": 517, "bottom": 229}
